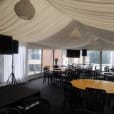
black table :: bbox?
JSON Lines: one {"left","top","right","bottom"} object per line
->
{"left": 0, "top": 84, "right": 40, "bottom": 107}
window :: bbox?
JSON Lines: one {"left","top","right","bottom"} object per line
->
{"left": 102, "top": 51, "right": 114, "bottom": 71}
{"left": 28, "top": 49, "right": 41, "bottom": 75}
{"left": 102, "top": 51, "right": 111, "bottom": 64}
{"left": 62, "top": 50, "right": 100, "bottom": 70}
{"left": 86, "top": 51, "right": 100, "bottom": 70}
{"left": 87, "top": 51, "right": 100, "bottom": 64}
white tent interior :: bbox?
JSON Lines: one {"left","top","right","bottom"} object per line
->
{"left": 0, "top": 0, "right": 114, "bottom": 50}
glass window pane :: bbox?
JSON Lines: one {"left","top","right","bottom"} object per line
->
{"left": 28, "top": 49, "right": 41, "bottom": 75}
{"left": 86, "top": 51, "right": 100, "bottom": 70}
{"left": 102, "top": 51, "right": 114, "bottom": 71}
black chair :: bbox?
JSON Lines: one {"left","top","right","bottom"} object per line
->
{"left": 85, "top": 87, "right": 108, "bottom": 114}
{"left": 53, "top": 70, "right": 63, "bottom": 87}
{"left": 64, "top": 69, "right": 73, "bottom": 82}
{"left": 63, "top": 81, "right": 84, "bottom": 114}
{"left": 104, "top": 66, "right": 110, "bottom": 72}
{"left": 111, "top": 67, "right": 114, "bottom": 72}
{"left": 0, "top": 107, "right": 21, "bottom": 114}
{"left": 17, "top": 97, "right": 50, "bottom": 114}
{"left": 43, "top": 66, "right": 52, "bottom": 84}
{"left": 108, "top": 95, "right": 114, "bottom": 114}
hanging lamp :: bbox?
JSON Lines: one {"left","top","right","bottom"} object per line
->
{"left": 14, "top": 0, "right": 35, "bottom": 20}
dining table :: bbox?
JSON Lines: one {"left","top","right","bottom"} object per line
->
{"left": 71, "top": 79, "right": 114, "bottom": 94}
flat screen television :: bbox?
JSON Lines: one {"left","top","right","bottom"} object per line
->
{"left": 67, "top": 49, "right": 80, "bottom": 58}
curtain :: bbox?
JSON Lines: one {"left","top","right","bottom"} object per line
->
{"left": 42, "top": 49, "right": 53, "bottom": 69}
{"left": 3, "top": 43, "right": 27, "bottom": 83}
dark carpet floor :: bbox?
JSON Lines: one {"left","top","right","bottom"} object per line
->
{"left": 26, "top": 78, "right": 64, "bottom": 114}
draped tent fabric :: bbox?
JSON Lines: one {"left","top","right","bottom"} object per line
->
{"left": 36, "top": 21, "right": 114, "bottom": 50}
{"left": 48, "top": 0, "right": 114, "bottom": 31}
{"left": 37, "top": 21, "right": 91, "bottom": 49}
{"left": 0, "top": 0, "right": 114, "bottom": 50}
{"left": 0, "top": 0, "right": 71, "bottom": 42}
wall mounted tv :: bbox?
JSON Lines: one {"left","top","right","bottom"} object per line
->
{"left": 67, "top": 49, "right": 80, "bottom": 58}
{"left": 0, "top": 35, "right": 13, "bottom": 54}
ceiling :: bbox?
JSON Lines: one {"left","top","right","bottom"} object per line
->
{"left": 1, "top": 0, "right": 114, "bottom": 50}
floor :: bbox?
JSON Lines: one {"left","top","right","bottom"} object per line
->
{"left": 25, "top": 77, "right": 64, "bottom": 114}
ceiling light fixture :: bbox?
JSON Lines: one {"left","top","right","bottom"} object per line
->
{"left": 14, "top": 0, "right": 35, "bottom": 20}
{"left": 70, "top": 28, "right": 81, "bottom": 39}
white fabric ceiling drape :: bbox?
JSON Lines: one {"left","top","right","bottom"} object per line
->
{"left": 0, "top": 0, "right": 71, "bottom": 42}
{"left": 48, "top": 0, "right": 114, "bottom": 32}
{"left": 0, "top": 0, "right": 114, "bottom": 50}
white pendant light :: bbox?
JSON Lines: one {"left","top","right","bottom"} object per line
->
{"left": 14, "top": 0, "right": 35, "bottom": 20}
{"left": 70, "top": 28, "right": 81, "bottom": 39}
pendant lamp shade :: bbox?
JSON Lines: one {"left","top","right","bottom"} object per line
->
{"left": 14, "top": 0, "right": 35, "bottom": 20}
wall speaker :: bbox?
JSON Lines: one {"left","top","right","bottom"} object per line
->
{"left": 12, "top": 40, "right": 19, "bottom": 54}
{"left": 67, "top": 49, "right": 72, "bottom": 57}
{"left": 82, "top": 49, "right": 87, "bottom": 56}
{"left": 0, "top": 35, "right": 13, "bottom": 54}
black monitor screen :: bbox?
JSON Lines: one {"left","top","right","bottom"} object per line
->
{"left": 67, "top": 49, "right": 80, "bottom": 58}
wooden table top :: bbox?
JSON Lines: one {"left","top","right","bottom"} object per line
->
{"left": 71, "top": 79, "right": 114, "bottom": 93}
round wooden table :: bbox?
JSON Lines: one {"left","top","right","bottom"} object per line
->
{"left": 71, "top": 79, "right": 114, "bottom": 93}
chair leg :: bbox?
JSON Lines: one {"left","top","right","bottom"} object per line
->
{"left": 43, "top": 77, "right": 46, "bottom": 84}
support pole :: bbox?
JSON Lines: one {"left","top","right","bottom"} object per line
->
{"left": 7, "top": 55, "right": 17, "bottom": 85}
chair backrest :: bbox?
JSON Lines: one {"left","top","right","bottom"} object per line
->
{"left": 64, "top": 82, "right": 83, "bottom": 104}
{"left": 86, "top": 65, "right": 93, "bottom": 70}
{"left": 111, "top": 67, "right": 114, "bottom": 72}
{"left": 0, "top": 107, "right": 21, "bottom": 114}
{"left": 85, "top": 87, "right": 106, "bottom": 113}
{"left": 43, "top": 66, "right": 50, "bottom": 76}
{"left": 104, "top": 66, "right": 110, "bottom": 72}
{"left": 64, "top": 81, "right": 74, "bottom": 103}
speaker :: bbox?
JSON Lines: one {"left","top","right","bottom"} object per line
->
{"left": 12, "top": 40, "right": 19, "bottom": 54}
{"left": 67, "top": 49, "right": 72, "bottom": 57}
{"left": 0, "top": 34, "right": 13, "bottom": 54}
{"left": 82, "top": 49, "right": 87, "bottom": 56}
